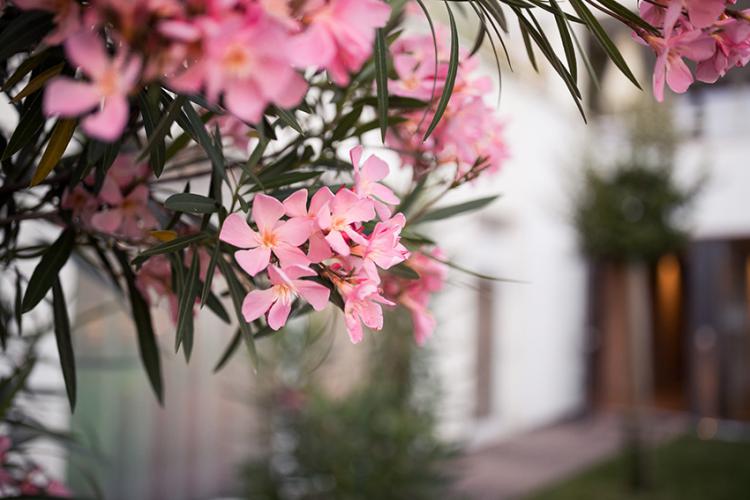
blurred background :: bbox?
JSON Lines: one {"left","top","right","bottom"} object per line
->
{"left": 4, "top": 7, "right": 750, "bottom": 500}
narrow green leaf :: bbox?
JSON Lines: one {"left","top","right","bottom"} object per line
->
{"left": 164, "top": 193, "right": 218, "bottom": 214}
{"left": 200, "top": 243, "right": 221, "bottom": 308}
{"left": 0, "top": 11, "right": 53, "bottom": 61}
{"left": 137, "top": 89, "right": 168, "bottom": 177}
{"left": 415, "top": 195, "right": 500, "bottom": 223}
{"left": 272, "top": 106, "right": 304, "bottom": 135}
{"left": 568, "top": 0, "right": 640, "bottom": 89}
{"left": 21, "top": 229, "right": 75, "bottom": 313}
{"left": 374, "top": 27, "right": 390, "bottom": 142}
{"left": 2, "top": 92, "right": 44, "bottom": 160}
{"left": 175, "top": 250, "right": 200, "bottom": 359}
{"left": 217, "top": 257, "right": 258, "bottom": 369}
{"left": 52, "top": 278, "right": 76, "bottom": 411}
{"left": 423, "top": 1, "right": 459, "bottom": 141}
{"left": 133, "top": 232, "right": 208, "bottom": 265}
{"left": 114, "top": 249, "right": 164, "bottom": 404}
{"left": 11, "top": 62, "right": 63, "bottom": 102}
{"left": 213, "top": 328, "right": 242, "bottom": 372}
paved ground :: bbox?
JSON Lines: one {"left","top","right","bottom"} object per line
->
{"left": 452, "top": 412, "right": 689, "bottom": 500}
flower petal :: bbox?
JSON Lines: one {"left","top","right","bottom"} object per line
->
{"left": 252, "top": 194, "right": 285, "bottom": 233}
{"left": 267, "top": 299, "right": 292, "bottom": 330}
{"left": 43, "top": 78, "right": 100, "bottom": 117}
{"left": 242, "top": 289, "right": 275, "bottom": 322}
{"left": 220, "top": 213, "right": 259, "bottom": 249}
{"left": 295, "top": 280, "right": 330, "bottom": 311}
{"left": 82, "top": 97, "right": 129, "bottom": 142}
{"left": 235, "top": 247, "right": 271, "bottom": 276}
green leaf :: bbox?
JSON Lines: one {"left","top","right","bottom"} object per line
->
{"left": 114, "top": 249, "right": 164, "bottom": 404}
{"left": 423, "top": 1, "right": 459, "bottom": 140}
{"left": 133, "top": 232, "right": 208, "bottom": 265}
{"left": 52, "top": 278, "right": 76, "bottom": 412}
{"left": 164, "top": 193, "right": 218, "bottom": 214}
{"left": 175, "top": 249, "right": 200, "bottom": 359}
{"left": 217, "top": 257, "right": 258, "bottom": 370}
{"left": 374, "top": 27, "right": 390, "bottom": 142}
{"left": 2, "top": 92, "right": 44, "bottom": 160}
{"left": 568, "top": 0, "right": 640, "bottom": 89}
{"left": 137, "top": 89, "right": 168, "bottom": 177}
{"left": 0, "top": 11, "right": 53, "bottom": 61}
{"left": 21, "top": 229, "right": 75, "bottom": 313}
{"left": 2, "top": 49, "right": 48, "bottom": 92}
{"left": 200, "top": 243, "right": 221, "bottom": 307}
{"left": 213, "top": 328, "right": 242, "bottom": 372}
{"left": 389, "top": 263, "right": 421, "bottom": 280}
{"left": 11, "top": 62, "right": 63, "bottom": 102}
{"left": 176, "top": 99, "right": 227, "bottom": 182}
{"left": 416, "top": 195, "right": 500, "bottom": 223}
{"left": 30, "top": 118, "right": 77, "bottom": 186}
{"left": 272, "top": 105, "right": 304, "bottom": 135}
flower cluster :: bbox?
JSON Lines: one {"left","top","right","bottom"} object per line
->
{"left": 636, "top": 0, "right": 750, "bottom": 101}
{"left": 0, "top": 435, "right": 70, "bottom": 497}
{"left": 220, "top": 146, "right": 409, "bottom": 342}
{"left": 61, "top": 153, "right": 157, "bottom": 240}
{"left": 386, "top": 31, "right": 509, "bottom": 183}
{"left": 382, "top": 247, "right": 447, "bottom": 345}
{"left": 22, "top": 0, "right": 391, "bottom": 141}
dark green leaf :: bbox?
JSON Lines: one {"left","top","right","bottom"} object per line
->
{"left": 213, "top": 328, "right": 242, "bottom": 372}
{"left": 21, "top": 229, "right": 75, "bottom": 313}
{"left": 165, "top": 193, "right": 218, "bottom": 214}
{"left": 415, "top": 195, "right": 499, "bottom": 223}
{"left": 217, "top": 257, "right": 258, "bottom": 369}
{"left": 2, "top": 92, "right": 44, "bottom": 160}
{"left": 0, "top": 11, "right": 53, "bottom": 61}
{"left": 374, "top": 27, "right": 390, "bottom": 142}
{"left": 52, "top": 278, "right": 76, "bottom": 412}
{"left": 114, "top": 249, "right": 164, "bottom": 404}
{"left": 423, "top": 1, "right": 459, "bottom": 140}
{"left": 175, "top": 249, "right": 200, "bottom": 359}
{"left": 133, "top": 232, "right": 208, "bottom": 265}
{"left": 137, "top": 89, "right": 168, "bottom": 177}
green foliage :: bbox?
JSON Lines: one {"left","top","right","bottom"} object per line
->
{"left": 574, "top": 164, "right": 691, "bottom": 262}
{"left": 527, "top": 435, "right": 750, "bottom": 500}
{"left": 242, "top": 312, "right": 458, "bottom": 500}
{"left": 574, "top": 104, "right": 695, "bottom": 262}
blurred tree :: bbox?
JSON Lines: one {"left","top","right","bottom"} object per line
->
{"left": 241, "top": 310, "right": 457, "bottom": 500}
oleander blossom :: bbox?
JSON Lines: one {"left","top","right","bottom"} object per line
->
{"left": 44, "top": 31, "right": 141, "bottom": 141}
{"left": 34, "top": 0, "right": 390, "bottom": 142}
{"left": 219, "top": 146, "right": 412, "bottom": 343}
{"left": 383, "top": 247, "right": 447, "bottom": 345}
{"left": 386, "top": 30, "right": 509, "bottom": 182}
{"left": 61, "top": 153, "right": 157, "bottom": 240}
{"left": 634, "top": 0, "right": 750, "bottom": 101}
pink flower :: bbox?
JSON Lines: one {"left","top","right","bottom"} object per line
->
{"left": 241, "top": 265, "right": 330, "bottom": 330}
{"left": 350, "top": 146, "right": 399, "bottom": 220}
{"left": 670, "top": 0, "right": 727, "bottom": 31}
{"left": 339, "top": 280, "right": 393, "bottom": 343}
{"left": 650, "top": 28, "right": 715, "bottom": 101}
{"left": 351, "top": 213, "right": 409, "bottom": 280}
{"left": 283, "top": 187, "right": 335, "bottom": 262}
{"left": 220, "top": 194, "right": 311, "bottom": 276}
{"left": 316, "top": 188, "right": 375, "bottom": 256}
{"left": 169, "top": 12, "right": 306, "bottom": 123}
{"left": 91, "top": 184, "right": 158, "bottom": 239}
{"left": 382, "top": 247, "right": 447, "bottom": 345}
{"left": 291, "top": 0, "right": 391, "bottom": 85}
{"left": 44, "top": 31, "right": 140, "bottom": 141}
